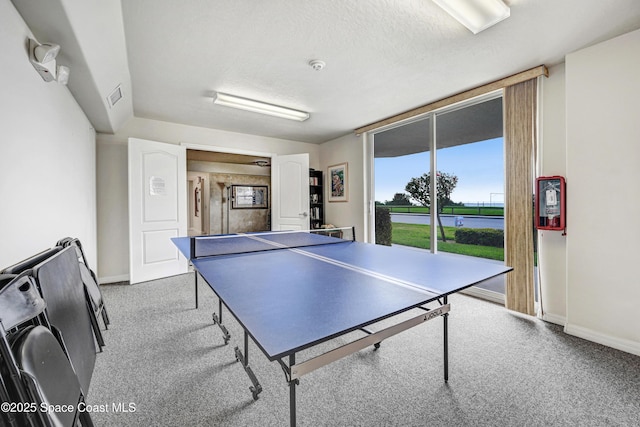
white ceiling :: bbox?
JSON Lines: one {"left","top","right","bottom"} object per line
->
{"left": 12, "top": 0, "right": 640, "bottom": 144}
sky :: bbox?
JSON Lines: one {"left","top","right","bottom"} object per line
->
{"left": 375, "top": 137, "right": 504, "bottom": 205}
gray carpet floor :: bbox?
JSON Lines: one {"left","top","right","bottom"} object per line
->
{"left": 87, "top": 273, "right": 640, "bottom": 426}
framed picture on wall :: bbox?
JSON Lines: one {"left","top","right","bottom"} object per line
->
{"left": 328, "top": 162, "right": 348, "bottom": 202}
{"left": 232, "top": 185, "right": 268, "bottom": 209}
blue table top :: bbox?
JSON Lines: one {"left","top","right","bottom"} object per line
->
{"left": 173, "top": 234, "right": 511, "bottom": 361}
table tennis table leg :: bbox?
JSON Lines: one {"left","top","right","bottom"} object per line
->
{"left": 234, "top": 330, "right": 262, "bottom": 400}
{"left": 289, "top": 353, "right": 297, "bottom": 427}
{"left": 443, "top": 295, "right": 449, "bottom": 383}
{"left": 212, "top": 298, "right": 231, "bottom": 345}
{"left": 194, "top": 271, "right": 199, "bottom": 309}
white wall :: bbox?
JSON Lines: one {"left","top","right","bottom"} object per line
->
{"left": 538, "top": 63, "right": 568, "bottom": 325}
{"left": 96, "top": 140, "right": 128, "bottom": 281}
{"left": 96, "top": 117, "right": 321, "bottom": 282}
{"left": 319, "top": 133, "right": 366, "bottom": 242}
{"left": 0, "top": 2, "right": 97, "bottom": 269}
{"left": 564, "top": 29, "right": 640, "bottom": 355}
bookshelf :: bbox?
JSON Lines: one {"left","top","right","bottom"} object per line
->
{"left": 309, "top": 169, "right": 324, "bottom": 229}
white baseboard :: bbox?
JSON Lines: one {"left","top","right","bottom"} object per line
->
{"left": 565, "top": 324, "right": 640, "bottom": 357}
{"left": 541, "top": 312, "right": 566, "bottom": 326}
{"left": 98, "top": 274, "right": 129, "bottom": 285}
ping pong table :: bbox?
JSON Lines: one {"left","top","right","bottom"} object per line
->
{"left": 173, "top": 228, "right": 511, "bottom": 426}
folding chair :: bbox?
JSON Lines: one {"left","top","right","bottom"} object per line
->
{"left": 31, "top": 247, "right": 97, "bottom": 396}
{"left": 11, "top": 325, "right": 94, "bottom": 427}
{"left": 56, "top": 238, "right": 110, "bottom": 349}
{"left": 0, "top": 273, "right": 47, "bottom": 427}
{"left": 1, "top": 247, "right": 62, "bottom": 275}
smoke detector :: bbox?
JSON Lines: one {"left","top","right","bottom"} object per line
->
{"left": 309, "top": 60, "right": 326, "bottom": 71}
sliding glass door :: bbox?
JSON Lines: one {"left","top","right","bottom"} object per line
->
{"left": 372, "top": 92, "right": 505, "bottom": 300}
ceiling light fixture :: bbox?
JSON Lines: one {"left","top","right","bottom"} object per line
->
{"left": 212, "top": 92, "right": 310, "bottom": 122}
{"left": 432, "top": 0, "right": 510, "bottom": 34}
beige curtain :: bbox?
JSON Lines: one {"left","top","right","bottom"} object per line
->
{"left": 504, "top": 79, "right": 537, "bottom": 315}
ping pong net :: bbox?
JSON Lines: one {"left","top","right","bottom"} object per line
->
{"left": 189, "top": 227, "right": 355, "bottom": 259}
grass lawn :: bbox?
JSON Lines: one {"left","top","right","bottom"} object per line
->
{"left": 384, "top": 205, "right": 504, "bottom": 216}
{"left": 391, "top": 222, "right": 505, "bottom": 261}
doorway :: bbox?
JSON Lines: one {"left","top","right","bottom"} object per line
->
{"left": 186, "top": 150, "right": 272, "bottom": 235}
{"left": 128, "top": 138, "right": 311, "bottom": 284}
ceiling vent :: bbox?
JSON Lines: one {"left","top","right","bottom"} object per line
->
{"left": 107, "top": 85, "right": 123, "bottom": 108}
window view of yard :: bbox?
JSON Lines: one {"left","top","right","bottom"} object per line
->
{"left": 370, "top": 97, "right": 532, "bottom": 299}
{"left": 375, "top": 138, "right": 506, "bottom": 262}
{"left": 390, "top": 222, "right": 504, "bottom": 261}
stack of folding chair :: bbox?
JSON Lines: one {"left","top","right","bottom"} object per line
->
{"left": 0, "top": 238, "right": 109, "bottom": 427}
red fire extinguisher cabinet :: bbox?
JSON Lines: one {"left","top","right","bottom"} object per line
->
{"left": 535, "top": 176, "right": 566, "bottom": 231}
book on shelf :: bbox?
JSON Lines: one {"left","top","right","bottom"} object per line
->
{"left": 310, "top": 206, "right": 321, "bottom": 220}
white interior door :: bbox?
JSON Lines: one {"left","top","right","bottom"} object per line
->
{"left": 128, "top": 138, "right": 187, "bottom": 283}
{"left": 271, "top": 153, "right": 310, "bottom": 230}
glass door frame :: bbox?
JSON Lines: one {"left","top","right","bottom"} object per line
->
{"left": 365, "top": 90, "right": 503, "bottom": 250}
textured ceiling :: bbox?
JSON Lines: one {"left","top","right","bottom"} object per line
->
{"left": 12, "top": 0, "right": 640, "bottom": 144}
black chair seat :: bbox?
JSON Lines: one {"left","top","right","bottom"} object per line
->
{"left": 12, "top": 325, "right": 93, "bottom": 427}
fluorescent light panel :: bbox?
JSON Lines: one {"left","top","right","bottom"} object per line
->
{"left": 433, "top": 0, "right": 510, "bottom": 34}
{"left": 213, "top": 92, "right": 310, "bottom": 121}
